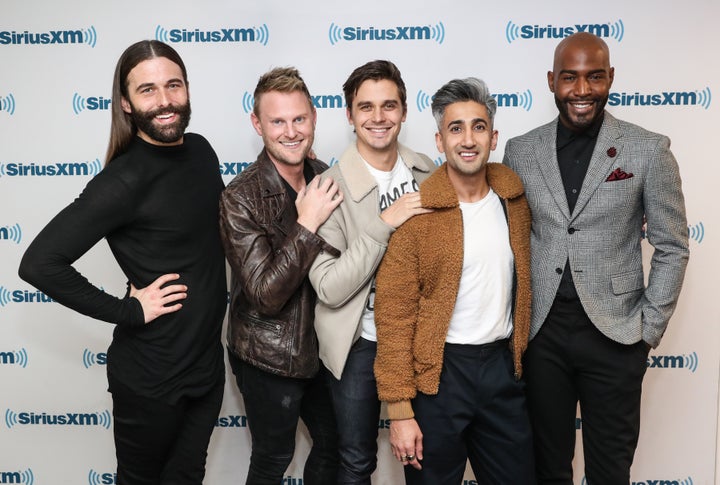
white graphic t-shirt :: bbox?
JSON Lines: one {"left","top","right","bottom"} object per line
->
{"left": 360, "top": 155, "right": 419, "bottom": 342}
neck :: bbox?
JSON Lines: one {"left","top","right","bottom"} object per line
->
{"left": 271, "top": 158, "right": 306, "bottom": 193}
{"left": 357, "top": 143, "right": 398, "bottom": 172}
{"left": 448, "top": 167, "right": 490, "bottom": 203}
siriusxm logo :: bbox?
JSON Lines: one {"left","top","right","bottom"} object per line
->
{"left": 416, "top": 89, "right": 532, "bottom": 113}
{"left": 506, "top": 19, "right": 624, "bottom": 43}
{"left": 73, "top": 93, "right": 111, "bottom": 114}
{"left": 82, "top": 349, "right": 108, "bottom": 368}
{"left": 282, "top": 477, "right": 302, "bottom": 485}
{"left": 582, "top": 477, "right": 694, "bottom": 485}
{"left": 240, "top": 91, "right": 344, "bottom": 114}
{"left": 0, "top": 348, "right": 28, "bottom": 368}
{"left": 0, "top": 26, "right": 97, "bottom": 47}
{"left": 0, "top": 158, "right": 101, "bottom": 177}
{"left": 1, "top": 223, "right": 22, "bottom": 244}
{"left": 215, "top": 414, "right": 248, "bottom": 428}
{"left": 1, "top": 93, "right": 16, "bottom": 115}
{"left": 328, "top": 22, "right": 445, "bottom": 45}
{"left": 88, "top": 470, "right": 116, "bottom": 485}
{"left": 575, "top": 417, "right": 582, "bottom": 430}
{"left": 155, "top": 24, "right": 269, "bottom": 46}
{"left": 609, "top": 87, "right": 711, "bottom": 109}
{"left": 0, "top": 287, "right": 54, "bottom": 307}
{"left": 5, "top": 409, "right": 112, "bottom": 429}
{"left": 0, "top": 469, "right": 34, "bottom": 484}
{"left": 220, "top": 161, "right": 253, "bottom": 177}
{"left": 647, "top": 352, "right": 698, "bottom": 372}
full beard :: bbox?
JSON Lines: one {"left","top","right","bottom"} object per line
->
{"left": 131, "top": 101, "right": 192, "bottom": 144}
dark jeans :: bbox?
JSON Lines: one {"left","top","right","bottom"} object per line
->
{"left": 229, "top": 352, "right": 338, "bottom": 485}
{"left": 110, "top": 374, "right": 224, "bottom": 485}
{"left": 524, "top": 297, "right": 649, "bottom": 485}
{"left": 326, "top": 337, "right": 381, "bottom": 485}
{"left": 405, "top": 341, "right": 535, "bottom": 485}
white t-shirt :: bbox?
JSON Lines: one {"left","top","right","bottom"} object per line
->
{"left": 446, "top": 189, "right": 514, "bottom": 345}
{"left": 360, "top": 155, "right": 419, "bottom": 342}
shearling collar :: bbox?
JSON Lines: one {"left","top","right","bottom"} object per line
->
{"left": 420, "top": 162, "right": 525, "bottom": 209}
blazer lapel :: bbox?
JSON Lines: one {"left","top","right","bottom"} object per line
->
{"left": 534, "top": 121, "right": 571, "bottom": 220}
{"left": 572, "top": 112, "right": 622, "bottom": 219}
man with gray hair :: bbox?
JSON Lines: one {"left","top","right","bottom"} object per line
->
{"left": 373, "top": 77, "right": 535, "bottom": 484}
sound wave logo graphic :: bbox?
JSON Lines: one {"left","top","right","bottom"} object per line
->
{"left": 82, "top": 349, "right": 97, "bottom": 368}
{"left": 685, "top": 352, "right": 699, "bottom": 373}
{"left": 697, "top": 87, "right": 712, "bottom": 109}
{"left": 0, "top": 286, "right": 11, "bottom": 307}
{"left": 1, "top": 223, "right": 22, "bottom": 244}
{"left": 5, "top": 409, "right": 18, "bottom": 428}
{"left": 328, "top": 157, "right": 339, "bottom": 167}
{"left": 416, "top": 90, "right": 433, "bottom": 112}
{"left": 1, "top": 93, "right": 16, "bottom": 115}
{"left": 1, "top": 348, "right": 29, "bottom": 368}
{"left": 242, "top": 92, "right": 254, "bottom": 114}
{"left": 84, "top": 25, "right": 97, "bottom": 48}
{"left": 505, "top": 19, "right": 624, "bottom": 43}
{"left": 255, "top": 24, "right": 269, "bottom": 46}
{"left": 688, "top": 222, "right": 705, "bottom": 243}
{"left": 328, "top": 23, "right": 342, "bottom": 45}
{"left": 433, "top": 157, "right": 443, "bottom": 167}
{"left": 73, "top": 92, "right": 86, "bottom": 114}
{"left": 156, "top": 25, "right": 169, "bottom": 42}
{"left": 514, "top": 89, "right": 533, "bottom": 111}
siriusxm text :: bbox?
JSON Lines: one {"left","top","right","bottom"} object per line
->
{"left": 1, "top": 30, "right": 83, "bottom": 45}
{"left": 8, "top": 290, "right": 53, "bottom": 303}
{"left": 342, "top": 26, "right": 431, "bottom": 41}
{"left": 519, "top": 23, "right": 612, "bottom": 39}
{"left": 2, "top": 162, "right": 92, "bottom": 177}
{"left": 14, "top": 412, "right": 102, "bottom": 426}
{"left": 168, "top": 28, "right": 255, "bottom": 43}
{"left": 609, "top": 91, "right": 702, "bottom": 107}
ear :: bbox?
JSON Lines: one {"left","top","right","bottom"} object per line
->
{"left": 608, "top": 67, "right": 615, "bottom": 88}
{"left": 435, "top": 131, "right": 445, "bottom": 154}
{"left": 490, "top": 129, "right": 499, "bottom": 151}
{"left": 250, "top": 112, "right": 263, "bottom": 137}
{"left": 547, "top": 71, "right": 555, "bottom": 93}
{"left": 346, "top": 107, "right": 353, "bottom": 125}
{"left": 121, "top": 97, "right": 132, "bottom": 114}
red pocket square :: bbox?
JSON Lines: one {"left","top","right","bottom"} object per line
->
{"left": 606, "top": 168, "right": 634, "bottom": 181}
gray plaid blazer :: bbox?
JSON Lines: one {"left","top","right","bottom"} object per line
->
{"left": 503, "top": 112, "right": 689, "bottom": 347}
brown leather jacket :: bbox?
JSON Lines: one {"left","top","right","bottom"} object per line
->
{"left": 219, "top": 149, "right": 339, "bottom": 378}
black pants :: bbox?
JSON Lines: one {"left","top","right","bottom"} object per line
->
{"left": 110, "top": 375, "right": 224, "bottom": 485}
{"left": 524, "top": 297, "right": 649, "bottom": 484}
{"left": 405, "top": 341, "right": 535, "bottom": 485}
{"left": 229, "top": 353, "right": 338, "bottom": 485}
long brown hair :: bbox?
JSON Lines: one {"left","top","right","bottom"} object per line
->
{"left": 104, "top": 40, "right": 188, "bottom": 165}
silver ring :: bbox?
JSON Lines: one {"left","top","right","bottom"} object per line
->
{"left": 406, "top": 454, "right": 415, "bottom": 461}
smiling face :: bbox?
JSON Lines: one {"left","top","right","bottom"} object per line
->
{"left": 251, "top": 90, "right": 316, "bottom": 167}
{"left": 346, "top": 78, "right": 407, "bottom": 164}
{"left": 121, "top": 56, "right": 190, "bottom": 146}
{"left": 548, "top": 33, "right": 614, "bottom": 132}
{"left": 436, "top": 100, "right": 498, "bottom": 180}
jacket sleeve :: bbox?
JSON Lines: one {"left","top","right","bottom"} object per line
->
{"left": 373, "top": 222, "right": 420, "bottom": 420}
{"left": 18, "top": 173, "right": 144, "bottom": 326}
{"left": 219, "top": 186, "right": 336, "bottom": 316}
{"left": 309, "top": 199, "right": 395, "bottom": 308}
{"left": 641, "top": 136, "right": 690, "bottom": 346}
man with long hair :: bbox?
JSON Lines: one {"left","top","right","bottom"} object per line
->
{"left": 19, "top": 40, "right": 227, "bottom": 484}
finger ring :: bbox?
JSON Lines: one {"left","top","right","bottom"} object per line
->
{"left": 400, "top": 455, "right": 408, "bottom": 462}
{"left": 406, "top": 454, "right": 415, "bottom": 461}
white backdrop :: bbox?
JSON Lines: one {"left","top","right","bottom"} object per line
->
{"left": 1, "top": 1, "right": 718, "bottom": 484}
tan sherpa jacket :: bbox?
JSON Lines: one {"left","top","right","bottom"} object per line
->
{"left": 373, "top": 162, "right": 532, "bottom": 420}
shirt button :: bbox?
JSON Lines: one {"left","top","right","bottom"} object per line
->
{"left": 555, "top": 268, "right": 563, "bottom": 274}
{"left": 568, "top": 228, "right": 576, "bottom": 234}
{"left": 571, "top": 188, "right": 578, "bottom": 194}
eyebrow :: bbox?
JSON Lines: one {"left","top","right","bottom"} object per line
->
{"left": 133, "top": 78, "right": 185, "bottom": 92}
{"left": 447, "top": 118, "right": 487, "bottom": 128}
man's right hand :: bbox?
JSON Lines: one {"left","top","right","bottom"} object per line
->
{"left": 390, "top": 418, "right": 424, "bottom": 470}
{"left": 296, "top": 175, "right": 343, "bottom": 233}
{"left": 380, "top": 192, "right": 432, "bottom": 229}
{"left": 130, "top": 273, "right": 187, "bottom": 324}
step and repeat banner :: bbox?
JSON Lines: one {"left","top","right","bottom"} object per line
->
{"left": 1, "top": 0, "right": 718, "bottom": 483}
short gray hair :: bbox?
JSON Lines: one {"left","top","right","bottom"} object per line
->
{"left": 431, "top": 77, "right": 497, "bottom": 129}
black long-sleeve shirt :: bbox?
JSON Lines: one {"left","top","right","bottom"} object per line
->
{"left": 19, "top": 134, "right": 227, "bottom": 403}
